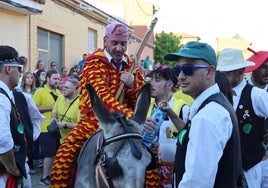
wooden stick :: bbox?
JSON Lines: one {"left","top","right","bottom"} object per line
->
{"left": 115, "top": 17, "right": 158, "bottom": 103}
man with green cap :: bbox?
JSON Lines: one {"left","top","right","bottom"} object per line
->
{"left": 164, "top": 41, "right": 243, "bottom": 187}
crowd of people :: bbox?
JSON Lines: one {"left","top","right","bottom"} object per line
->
{"left": 0, "top": 47, "right": 82, "bottom": 187}
{"left": 0, "top": 20, "right": 267, "bottom": 188}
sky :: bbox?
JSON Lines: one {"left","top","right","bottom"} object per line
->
{"left": 85, "top": 0, "right": 267, "bottom": 50}
{"left": 153, "top": 0, "right": 268, "bottom": 50}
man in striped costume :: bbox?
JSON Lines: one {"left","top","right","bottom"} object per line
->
{"left": 50, "top": 22, "right": 145, "bottom": 187}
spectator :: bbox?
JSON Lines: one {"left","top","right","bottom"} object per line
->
{"left": 51, "top": 21, "right": 144, "bottom": 187}
{"left": 49, "top": 61, "right": 57, "bottom": 71}
{"left": 17, "top": 71, "right": 36, "bottom": 96}
{"left": 139, "top": 59, "right": 144, "bottom": 69}
{"left": 58, "top": 67, "right": 68, "bottom": 93}
{"left": 144, "top": 55, "right": 152, "bottom": 70}
{"left": 32, "top": 69, "right": 47, "bottom": 171}
{"left": 244, "top": 48, "right": 268, "bottom": 188}
{"left": 34, "top": 60, "right": 45, "bottom": 75}
{"left": 217, "top": 48, "right": 268, "bottom": 188}
{"left": 165, "top": 41, "right": 243, "bottom": 187}
{"left": 0, "top": 45, "right": 28, "bottom": 187}
{"left": 35, "top": 70, "right": 46, "bottom": 88}
{"left": 16, "top": 56, "right": 28, "bottom": 89}
{"left": 52, "top": 76, "right": 79, "bottom": 141}
{"left": 143, "top": 65, "right": 189, "bottom": 188}
{"left": 77, "top": 53, "right": 87, "bottom": 72}
{"left": 68, "top": 66, "right": 79, "bottom": 77}
{"left": 245, "top": 48, "right": 268, "bottom": 90}
{"left": 60, "top": 67, "right": 69, "bottom": 82}
{"left": 32, "top": 69, "right": 61, "bottom": 186}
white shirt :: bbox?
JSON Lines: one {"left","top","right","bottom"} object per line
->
{"left": 179, "top": 84, "right": 233, "bottom": 188}
{"left": 0, "top": 80, "right": 14, "bottom": 153}
{"left": 233, "top": 79, "right": 268, "bottom": 118}
{"left": 16, "top": 92, "right": 44, "bottom": 140}
{"left": 103, "top": 49, "right": 127, "bottom": 71}
{"left": 247, "top": 78, "right": 268, "bottom": 92}
{"left": 158, "top": 97, "right": 190, "bottom": 162}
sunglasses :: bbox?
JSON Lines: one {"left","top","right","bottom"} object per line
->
{"left": 173, "top": 64, "right": 209, "bottom": 76}
{"left": 4, "top": 63, "right": 24, "bottom": 73}
{"left": 69, "top": 75, "right": 79, "bottom": 80}
{"left": 0, "top": 57, "right": 20, "bottom": 64}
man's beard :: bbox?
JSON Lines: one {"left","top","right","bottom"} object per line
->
{"left": 49, "top": 83, "right": 58, "bottom": 90}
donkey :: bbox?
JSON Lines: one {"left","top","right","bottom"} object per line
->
{"left": 74, "top": 83, "right": 152, "bottom": 188}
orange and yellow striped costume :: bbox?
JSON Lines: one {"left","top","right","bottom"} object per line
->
{"left": 50, "top": 48, "right": 144, "bottom": 188}
{"left": 146, "top": 169, "right": 161, "bottom": 188}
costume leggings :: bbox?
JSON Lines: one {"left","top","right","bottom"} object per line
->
{"left": 50, "top": 119, "right": 98, "bottom": 188}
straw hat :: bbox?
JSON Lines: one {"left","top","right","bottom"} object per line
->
{"left": 217, "top": 48, "right": 255, "bottom": 72}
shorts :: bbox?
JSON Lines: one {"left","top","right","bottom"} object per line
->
{"left": 39, "top": 133, "right": 60, "bottom": 158}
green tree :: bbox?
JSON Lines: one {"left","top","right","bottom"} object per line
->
{"left": 154, "top": 31, "right": 181, "bottom": 67}
{"left": 233, "top": 33, "right": 244, "bottom": 40}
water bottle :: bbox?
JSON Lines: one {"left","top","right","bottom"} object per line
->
{"left": 142, "top": 108, "right": 167, "bottom": 147}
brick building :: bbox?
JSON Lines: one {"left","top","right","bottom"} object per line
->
{"left": 0, "top": 0, "right": 155, "bottom": 72}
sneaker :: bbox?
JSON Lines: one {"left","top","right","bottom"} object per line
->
{"left": 29, "top": 168, "right": 36, "bottom": 174}
{"left": 39, "top": 176, "right": 50, "bottom": 186}
{"left": 34, "top": 159, "right": 43, "bottom": 168}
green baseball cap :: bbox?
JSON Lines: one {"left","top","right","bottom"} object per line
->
{"left": 164, "top": 41, "right": 217, "bottom": 68}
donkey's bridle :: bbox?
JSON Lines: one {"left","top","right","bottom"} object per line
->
{"left": 95, "top": 114, "right": 144, "bottom": 188}
{"left": 104, "top": 132, "right": 142, "bottom": 145}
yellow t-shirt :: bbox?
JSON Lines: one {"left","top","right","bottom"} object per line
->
{"left": 173, "top": 89, "right": 193, "bottom": 106}
{"left": 52, "top": 94, "right": 80, "bottom": 140}
{"left": 33, "top": 85, "right": 61, "bottom": 132}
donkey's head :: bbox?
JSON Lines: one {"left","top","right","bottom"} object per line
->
{"left": 86, "top": 83, "right": 151, "bottom": 138}
{"left": 84, "top": 83, "right": 152, "bottom": 188}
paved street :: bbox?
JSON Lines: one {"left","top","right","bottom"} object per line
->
{"left": 30, "top": 167, "right": 47, "bottom": 188}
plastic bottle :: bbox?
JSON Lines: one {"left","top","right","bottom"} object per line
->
{"left": 142, "top": 108, "right": 167, "bottom": 147}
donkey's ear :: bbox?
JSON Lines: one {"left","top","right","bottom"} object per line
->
{"left": 132, "top": 83, "right": 151, "bottom": 124}
{"left": 85, "top": 84, "right": 115, "bottom": 124}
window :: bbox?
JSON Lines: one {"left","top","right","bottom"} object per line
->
{"left": 88, "top": 28, "right": 97, "bottom": 54}
{"left": 37, "top": 28, "right": 62, "bottom": 72}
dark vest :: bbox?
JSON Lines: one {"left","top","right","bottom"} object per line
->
{"left": 0, "top": 88, "right": 27, "bottom": 178}
{"left": 173, "top": 92, "right": 243, "bottom": 188}
{"left": 236, "top": 84, "right": 265, "bottom": 171}
{"left": 13, "top": 91, "right": 34, "bottom": 158}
